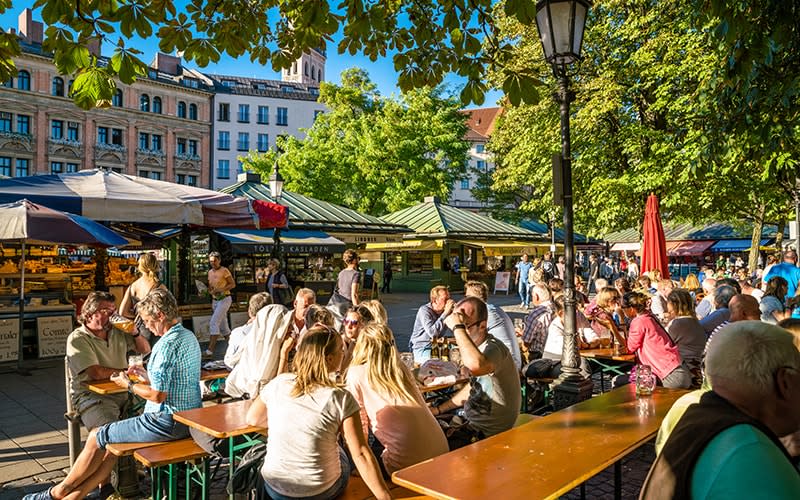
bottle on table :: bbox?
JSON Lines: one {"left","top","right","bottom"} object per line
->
{"left": 431, "top": 338, "right": 440, "bottom": 359}
{"left": 440, "top": 338, "right": 449, "bottom": 362}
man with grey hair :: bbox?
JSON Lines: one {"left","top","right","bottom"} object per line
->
{"left": 699, "top": 284, "right": 736, "bottom": 336}
{"left": 641, "top": 321, "right": 800, "bottom": 498}
{"left": 695, "top": 278, "right": 717, "bottom": 320}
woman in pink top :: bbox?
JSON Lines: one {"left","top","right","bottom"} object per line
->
{"left": 346, "top": 323, "right": 448, "bottom": 476}
{"left": 621, "top": 292, "right": 692, "bottom": 389}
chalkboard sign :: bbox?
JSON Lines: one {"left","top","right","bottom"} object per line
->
{"left": 0, "top": 318, "right": 19, "bottom": 362}
{"left": 37, "top": 315, "right": 73, "bottom": 358}
{"left": 493, "top": 271, "right": 511, "bottom": 295}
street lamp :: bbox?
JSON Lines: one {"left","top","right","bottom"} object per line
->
{"left": 535, "top": 0, "right": 594, "bottom": 408}
{"left": 269, "top": 152, "right": 285, "bottom": 262}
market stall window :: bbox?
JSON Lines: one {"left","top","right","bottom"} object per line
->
{"left": 408, "top": 251, "right": 433, "bottom": 275}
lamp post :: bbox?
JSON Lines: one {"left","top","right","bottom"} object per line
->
{"left": 268, "top": 153, "right": 285, "bottom": 262}
{"left": 535, "top": 0, "right": 594, "bottom": 408}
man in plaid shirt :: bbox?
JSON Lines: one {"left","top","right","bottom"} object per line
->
{"left": 518, "top": 283, "right": 556, "bottom": 362}
{"left": 24, "top": 289, "right": 201, "bottom": 500}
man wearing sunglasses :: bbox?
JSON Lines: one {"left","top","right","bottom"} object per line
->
{"left": 431, "top": 297, "right": 521, "bottom": 450}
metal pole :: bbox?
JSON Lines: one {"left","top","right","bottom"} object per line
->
{"left": 17, "top": 240, "right": 30, "bottom": 375}
{"left": 795, "top": 177, "right": 800, "bottom": 259}
{"left": 552, "top": 67, "right": 592, "bottom": 408}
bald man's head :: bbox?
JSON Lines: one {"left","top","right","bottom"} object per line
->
{"left": 729, "top": 294, "right": 760, "bottom": 322}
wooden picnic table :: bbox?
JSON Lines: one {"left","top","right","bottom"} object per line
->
{"left": 173, "top": 399, "right": 263, "bottom": 500}
{"left": 85, "top": 368, "right": 230, "bottom": 395}
{"left": 580, "top": 348, "right": 636, "bottom": 392}
{"left": 392, "top": 386, "right": 688, "bottom": 500}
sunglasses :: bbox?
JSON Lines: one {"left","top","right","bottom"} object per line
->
{"left": 343, "top": 319, "right": 360, "bottom": 326}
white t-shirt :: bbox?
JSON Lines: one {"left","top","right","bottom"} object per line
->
{"left": 259, "top": 373, "right": 360, "bottom": 497}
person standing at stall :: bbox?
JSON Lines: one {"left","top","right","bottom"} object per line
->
{"left": 266, "top": 258, "right": 292, "bottom": 306}
{"left": 119, "top": 253, "right": 167, "bottom": 343}
{"left": 206, "top": 251, "right": 235, "bottom": 357}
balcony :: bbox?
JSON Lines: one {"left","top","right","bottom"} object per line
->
{"left": 94, "top": 143, "right": 127, "bottom": 163}
{"left": 136, "top": 148, "right": 165, "bottom": 167}
{"left": 136, "top": 148, "right": 165, "bottom": 158}
{"left": 95, "top": 142, "right": 126, "bottom": 153}
{"left": 174, "top": 152, "right": 201, "bottom": 171}
{"left": 175, "top": 152, "right": 201, "bottom": 162}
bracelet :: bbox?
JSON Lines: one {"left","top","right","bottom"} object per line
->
{"left": 453, "top": 324, "right": 466, "bottom": 331}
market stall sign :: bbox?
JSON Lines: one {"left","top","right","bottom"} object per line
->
{"left": 37, "top": 315, "right": 72, "bottom": 358}
{"left": 331, "top": 233, "right": 404, "bottom": 244}
{"left": 0, "top": 318, "right": 18, "bottom": 361}
{"left": 215, "top": 229, "right": 346, "bottom": 254}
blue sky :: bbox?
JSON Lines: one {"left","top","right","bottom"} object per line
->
{"left": 1, "top": 7, "right": 502, "bottom": 109}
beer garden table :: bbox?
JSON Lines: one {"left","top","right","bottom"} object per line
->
{"left": 580, "top": 348, "right": 636, "bottom": 392}
{"left": 392, "top": 386, "right": 688, "bottom": 500}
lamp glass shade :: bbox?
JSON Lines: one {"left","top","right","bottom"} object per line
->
{"left": 268, "top": 169, "right": 284, "bottom": 200}
{"left": 535, "top": 0, "right": 590, "bottom": 66}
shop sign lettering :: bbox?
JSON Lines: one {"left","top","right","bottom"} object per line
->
{"left": 37, "top": 315, "right": 73, "bottom": 358}
{"left": 0, "top": 319, "right": 18, "bottom": 361}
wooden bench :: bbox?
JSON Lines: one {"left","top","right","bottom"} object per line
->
{"left": 338, "top": 476, "right": 432, "bottom": 500}
{"left": 105, "top": 441, "right": 163, "bottom": 457}
{"left": 132, "top": 438, "right": 209, "bottom": 500}
{"left": 521, "top": 376, "right": 555, "bottom": 413}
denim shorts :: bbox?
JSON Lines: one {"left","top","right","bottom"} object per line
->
{"left": 95, "top": 411, "right": 189, "bottom": 450}
{"left": 264, "top": 447, "right": 351, "bottom": 500}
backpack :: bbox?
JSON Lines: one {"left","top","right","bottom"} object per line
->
{"left": 227, "top": 439, "right": 268, "bottom": 497}
{"left": 541, "top": 260, "right": 555, "bottom": 281}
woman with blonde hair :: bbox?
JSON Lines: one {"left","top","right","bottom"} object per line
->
{"left": 120, "top": 253, "right": 167, "bottom": 341}
{"left": 346, "top": 323, "right": 448, "bottom": 475}
{"left": 356, "top": 300, "right": 388, "bottom": 325}
{"left": 246, "top": 326, "right": 391, "bottom": 500}
{"left": 584, "top": 287, "right": 627, "bottom": 349}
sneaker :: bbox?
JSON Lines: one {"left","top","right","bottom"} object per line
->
{"left": 203, "top": 349, "right": 214, "bottom": 358}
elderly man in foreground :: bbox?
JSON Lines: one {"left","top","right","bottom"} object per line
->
{"left": 24, "top": 289, "right": 201, "bottom": 500}
{"left": 640, "top": 321, "right": 800, "bottom": 499}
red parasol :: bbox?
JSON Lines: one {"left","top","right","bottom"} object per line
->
{"left": 640, "top": 193, "right": 670, "bottom": 280}
{"left": 252, "top": 199, "right": 289, "bottom": 229}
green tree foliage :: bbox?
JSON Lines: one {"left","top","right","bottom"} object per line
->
{"left": 480, "top": 0, "right": 797, "bottom": 240}
{"left": 241, "top": 68, "right": 469, "bottom": 216}
{"left": 3, "top": 0, "right": 544, "bottom": 109}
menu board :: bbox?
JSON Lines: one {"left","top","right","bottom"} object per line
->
{"left": 192, "top": 315, "right": 211, "bottom": 343}
{"left": 37, "top": 315, "right": 73, "bottom": 358}
{"left": 0, "top": 318, "right": 19, "bottom": 361}
{"left": 494, "top": 271, "right": 511, "bottom": 294}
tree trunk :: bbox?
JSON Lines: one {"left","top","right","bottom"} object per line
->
{"left": 749, "top": 203, "right": 765, "bottom": 272}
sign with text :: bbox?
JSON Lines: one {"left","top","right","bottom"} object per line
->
{"left": 37, "top": 315, "right": 73, "bottom": 358}
{"left": 192, "top": 315, "right": 211, "bottom": 343}
{"left": 0, "top": 318, "right": 19, "bottom": 362}
{"left": 494, "top": 271, "right": 511, "bottom": 294}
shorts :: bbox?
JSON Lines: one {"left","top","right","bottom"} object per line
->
{"left": 77, "top": 393, "right": 129, "bottom": 431}
{"left": 95, "top": 411, "right": 189, "bottom": 450}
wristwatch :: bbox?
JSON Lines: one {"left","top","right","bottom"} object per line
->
{"left": 453, "top": 324, "right": 466, "bottom": 330}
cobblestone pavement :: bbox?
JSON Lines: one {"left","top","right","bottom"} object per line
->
{"left": 1, "top": 290, "right": 654, "bottom": 499}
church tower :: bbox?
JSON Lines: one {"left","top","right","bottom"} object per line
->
{"left": 282, "top": 46, "right": 326, "bottom": 85}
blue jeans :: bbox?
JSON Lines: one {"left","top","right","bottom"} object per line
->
{"left": 412, "top": 346, "right": 431, "bottom": 363}
{"left": 95, "top": 411, "right": 189, "bottom": 450}
{"left": 264, "top": 447, "right": 350, "bottom": 500}
{"left": 518, "top": 281, "right": 529, "bottom": 306}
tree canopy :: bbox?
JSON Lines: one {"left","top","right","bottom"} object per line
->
{"left": 241, "top": 68, "right": 469, "bottom": 216}
{"left": 1, "top": 0, "right": 549, "bottom": 109}
{"left": 477, "top": 0, "right": 798, "bottom": 240}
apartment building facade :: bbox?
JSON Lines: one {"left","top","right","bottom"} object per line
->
{"left": 448, "top": 107, "right": 502, "bottom": 211}
{"left": 0, "top": 10, "right": 214, "bottom": 186}
{"left": 208, "top": 48, "right": 328, "bottom": 190}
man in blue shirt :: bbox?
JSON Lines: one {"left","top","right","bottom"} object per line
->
{"left": 515, "top": 253, "right": 533, "bottom": 309}
{"left": 25, "top": 289, "right": 201, "bottom": 500}
{"left": 763, "top": 250, "right": 800, "bottom": 300}
{"left": 409, "top": 285, "right": 454, "bottom": 362}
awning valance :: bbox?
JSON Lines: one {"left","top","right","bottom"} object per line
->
{"left": 330, "top": 232, "right": 404, "bottom": 245}
{"left": 453, "top": 240, "right": 562, "bottom": 257}
{"left": 710, "top": 238, "right": 771, "bottom": 252}
{"left": 665, "top": 240, "right": 715, "bottom": 256}
{"left": 610, "top": 242, "right": 641, "bottom": 252}
{"left": 365, "top": 239, "right": 443, "bottom": 251}
{"left": 215, "top": 229, "right": 346, "bottom": 254}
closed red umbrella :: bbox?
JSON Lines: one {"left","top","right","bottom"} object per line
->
{"left": 640, "top": 193, "right": 670, "bottom": 280}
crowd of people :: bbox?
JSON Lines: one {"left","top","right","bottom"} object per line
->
{"left": 24, "top": 247, "right": 800, "bottom": 499}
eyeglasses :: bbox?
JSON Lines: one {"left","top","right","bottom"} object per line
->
{"left": 343, "top": 319, "right": 360, "bottom": 327}
{"left": 95, "top": 307, "right": 116, "bottom": 315}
